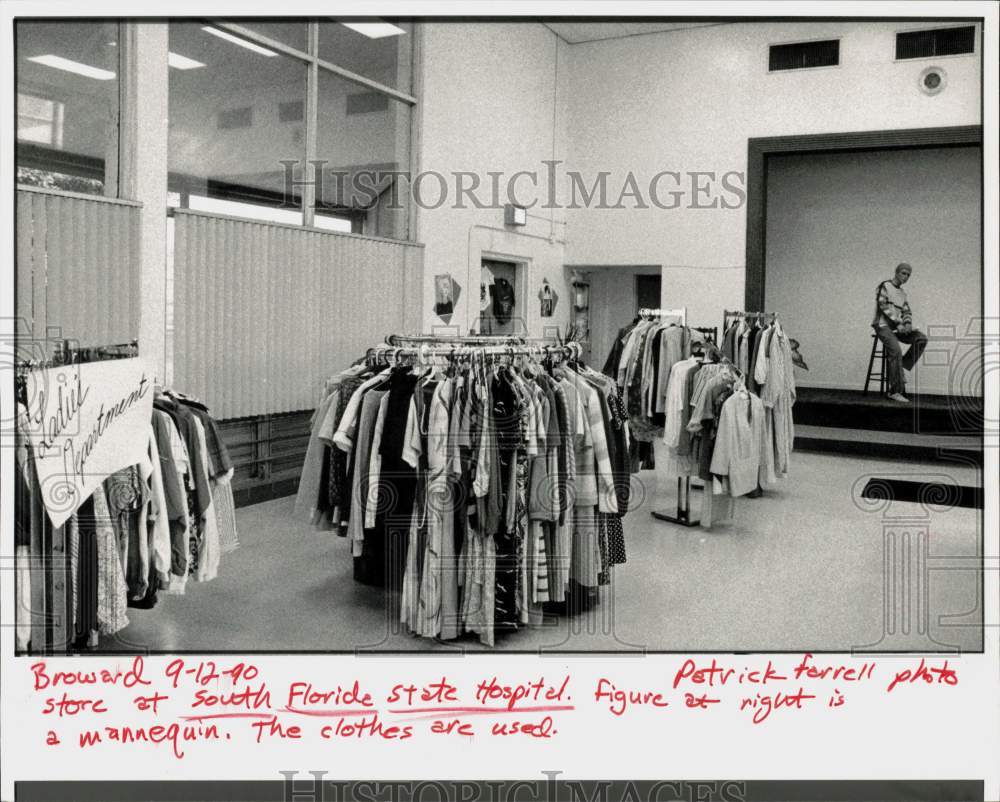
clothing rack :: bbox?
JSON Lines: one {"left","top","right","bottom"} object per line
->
{"left": 638, "top": 307, "right": 687, "bottom": 325}
{"left": 15, "top": 339, "right": 141, "bottom": 655}
{"left": 650, "top": 326, "right": 742, "bottom": 529}
{"left": 367, "top": 340, "right": 582, "bottom": 366}
{"left": 722, "top": 309, "right": 777, "bottom": 332}
{"left": 299, "top": 331, "right": 630, "bottom": 645}
{"left": 692, "top": 326, "right": 718, "bottom": 346}
{"left": 385, "top": 333, "right": 528, "bottom": 346}
{"left": 721, "top": 312, "right": 780, "bottom": 500}
{"left": 15, "top": 338, "right": 139, "bottom": 374}
{"left": 652, "top": 478, "right": 701, "bottom": 527}
{"left": 643, "top": 311, "right": 699, "bottom": 527}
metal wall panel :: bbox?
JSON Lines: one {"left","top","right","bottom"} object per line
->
{"left": 15, "top": 188, "right": 141, "bottom": 352}
{"left": 172, "top": 209, "right": 425, "bottom": 419}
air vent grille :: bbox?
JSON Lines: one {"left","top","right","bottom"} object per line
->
{"left": 346, "top": 92, "right": 389, "bottom": 116}
{"left": 769, "top": 39, "right": 840, "bottom": 71}
{"left": 896, "top": 26, "right": 975, "bottom": 60}
{"left": 278, "top": 100, "right": 304, "bottom": 123}
{"left": 218, "top": 106, "right": 252, "bottom": 130}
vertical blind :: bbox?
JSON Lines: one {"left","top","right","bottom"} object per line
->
{"left": 15, "top": 188, "right": 141, "bottom": 351}
{"left": 172, "top": 209, "right": 425, "bottom": 419}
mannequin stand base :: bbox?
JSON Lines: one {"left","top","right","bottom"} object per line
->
{"left": 651, "top": 509, "right": 701, "bottom": 527}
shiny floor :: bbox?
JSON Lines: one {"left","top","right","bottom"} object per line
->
{"left": 99, "top": 449, "right": 983, "bottom": 654}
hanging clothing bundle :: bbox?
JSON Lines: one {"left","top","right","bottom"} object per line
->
{"left": 604, "top": 309, "right": 797, "bottom": 529}
{"left": 720, "top": 310, "right": 798, "bottom": 481}
{"left": 14, "top": 346, "right": 237, "bottom": 654}
{"left": 295, "top": 336, "right": 635, "bottom": 646}
{"left": 602, "top": 307, "right": 700, "bottom": 523}
{"left": 602, "top": 307, "right": 692, "bottom": 450}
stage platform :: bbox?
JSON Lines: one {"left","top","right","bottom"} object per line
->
{"left": 793, "top": 388, "right": 983, "bottom": 464}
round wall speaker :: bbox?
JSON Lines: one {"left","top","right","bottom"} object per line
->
{"left": 919, "top": 65, "right": 947, "bottom": 95}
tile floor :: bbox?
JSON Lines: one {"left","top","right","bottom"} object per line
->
{"left": 99, "top": 449, "right": 983, "bottom": 654}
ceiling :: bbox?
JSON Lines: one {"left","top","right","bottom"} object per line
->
{"left": 543, "top": 21, "right": 723, "bottom": 44}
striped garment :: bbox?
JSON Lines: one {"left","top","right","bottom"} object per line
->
{"left": 578, "top": 380, "right": 618, "bottom": 515}
{"left": 873, "top": 280, "right": 913, "bottom": 328}
{"left": 213, "top": 477, "right": 240, "bottom": 554}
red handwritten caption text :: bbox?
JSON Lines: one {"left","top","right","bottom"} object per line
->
{"left": 26, "top": 653, "right": 958, "bottom": 757}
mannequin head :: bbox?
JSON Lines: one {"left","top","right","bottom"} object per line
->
{"left": 894, "top": 263, "right": 913, "bottom": 286}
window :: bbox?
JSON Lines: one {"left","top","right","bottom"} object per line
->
{"left": 15, "top": 20, "right": 121, "bottom": 196}
{"left": 896, "top": 26, "right": 976, "bottom": 60}
{"left": 233, "top": 19, "right": 308, "bottom": 51}
{"left": 315, "top": 70, "right": 411, "bottom": 239}
{"left": 167, "top": 19, "right": 414, "bottom": 238}
{"left": 17, "top": 92, "right": 64, "bottom": 147}
{"left": 768, "top": 39, "right": 840, "bottom": 71}
{"left": 318, "top": 20, "right": 413, "bottom": 92}
{"left": 168, "top": 22, "right": 307, "bottom": 220}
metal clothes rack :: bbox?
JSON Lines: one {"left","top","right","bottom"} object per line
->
{"left": 692, "top": 326, "right": 718, "bottom": 346}
{"left": 367, "top": 338, "right": 583, "bottom": 366}
{"left": 651, "top": 478, "right": 702, "bottom": 527}
{"left": 638, "top": 307, "right": 687, "bottom": 325}
{"left": 722, "top": 309, "right": 777, "bottom": 333}
{"left": 385, "top": 333, "right": 528, "bottom": 347}
{"left": 631, "top": 308, "right": 702, "bottom": 527}
{"left": 14, "top": 338, "right": 139, "bottom": 373}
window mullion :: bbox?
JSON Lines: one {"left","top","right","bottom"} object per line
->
{"left": 111, "top": 20, "right": 130, "bottom": 199}
{"left": 302, "top": 23, "right": 319, "bottom": 227}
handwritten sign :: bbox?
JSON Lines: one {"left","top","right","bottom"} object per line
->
{"left": 21, "top": 654, "right": 961, "bottom": 760}
{"left": 22, "top": 358, "right": 153, "bottom": 527}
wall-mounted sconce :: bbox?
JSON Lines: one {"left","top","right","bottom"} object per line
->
{"left": 504, "top": 204, "right": 527, "bottom": 226}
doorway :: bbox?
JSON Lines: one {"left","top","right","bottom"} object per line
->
{"left": 480, "top": 258, "right": 523, "bottom": 336}
{"left": 635, "top": 274, "right": 662, "bottom": 315}
{"left": 565, "top": 265, "right": 661, "bottom": 369}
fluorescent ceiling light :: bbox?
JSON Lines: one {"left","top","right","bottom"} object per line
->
{"left": 168, "top": 51, "right": 205, "bottom": 70}
{"left": 340, "top": 21, "right": 406, "bottom": 39}
{"left": 27, "top": 54, "right": 115, "bottom": 80}
{"left": 200, "top": 26, "right": 277, "bottom": 56}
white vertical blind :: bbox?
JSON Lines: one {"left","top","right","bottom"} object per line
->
{"left": 15, "top": 187, "right": 141, "bottom": 351}
{"left": 172, "top": 209, "right": 424, "bottom": 419}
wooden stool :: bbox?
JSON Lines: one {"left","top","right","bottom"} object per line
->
{"left": 864, "top": 328, "right": 886, "bottom": 395}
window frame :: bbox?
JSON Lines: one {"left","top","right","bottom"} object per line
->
{"left": 201, "top": 19, "right": 418, "bottom": 231}
{"left": 892, "top": 23, "right": 979, "bottom": 63}
{"left": 15, "top": 19, "right": 127, "bottom": 199}
{"left": 765, "top": 36, "right": 842, "bottom": 74}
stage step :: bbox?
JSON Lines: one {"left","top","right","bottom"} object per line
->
{"left": 793, "top": 387, "right": 982, "bottom": 437}
{"left": 794, "top": 424, "right": 982, "bottom": 465}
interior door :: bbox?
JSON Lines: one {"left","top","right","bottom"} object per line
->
{"left": 635, "top": 273, "right": 662, "bottom": 314}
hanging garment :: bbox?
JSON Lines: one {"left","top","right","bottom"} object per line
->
{"left": 105, "top": 465, "right": 147, "bottom": 601}
{"left": 491, "top": 278, "right": 516, "bottom": 325}
{"left": 146, "top": 428, "right": 173, "bottom": 586}
{"left": 151, "top": 409, "right": 191, "bottom": 584}
{"left": 294, "top": 389, "right": 337, "bottom": 523}
{"left": 710, "top": 390, "right": 766, "bottom": 497}
{"left": 347, "top": 388, "right": 389, "bottom": 558}
{"left": 92, "top": 485, "right": 130, "bottom": 635}
{"left": 190, "top": 416, "right": 221, "bottom": 582}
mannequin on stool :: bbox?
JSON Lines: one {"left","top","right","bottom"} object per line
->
{"left": 872, "top": 263, "right": 928, "bottom": 403}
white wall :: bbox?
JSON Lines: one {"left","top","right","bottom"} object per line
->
{"left": 765, "top": 146, "right": 981, "bottom": 395}
{"left": 585, "top": 266, "right": 660, "bottom": 367}
{"left": 416, "top": 22, "right": 570, "bottom": 336}
{"left": 564, "top": 21, "right": 982, "bottom": 332}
